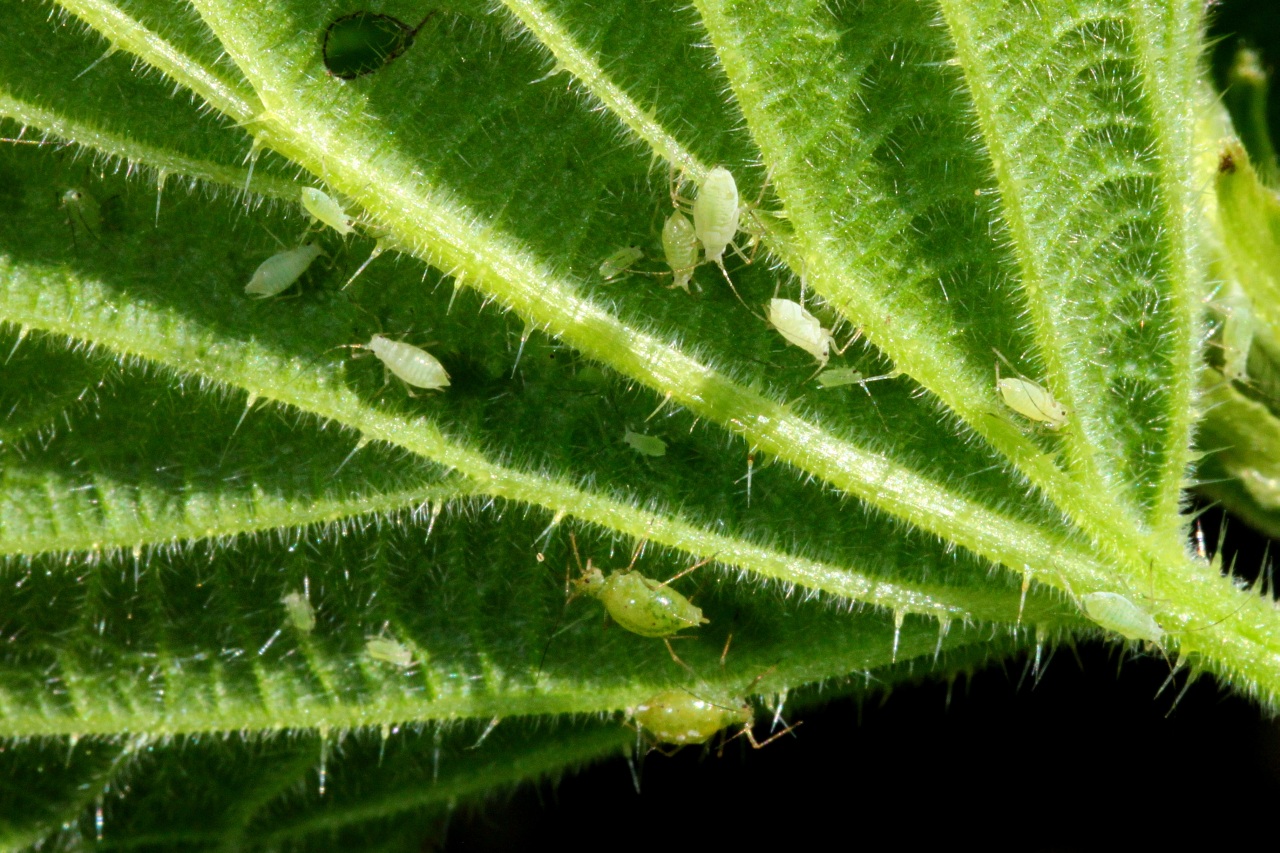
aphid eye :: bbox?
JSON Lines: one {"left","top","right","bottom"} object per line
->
{"left": 322, "top": 11, "right": 435, "bottom": 79}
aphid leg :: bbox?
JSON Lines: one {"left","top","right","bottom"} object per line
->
{"left": 660, "top": 554, "right": 714, "bottom": 588}
{"left": 738, "top": 719, "right": 803, "bottom": 750}
{"left": 662, "top": 637, "right": 697, "bottom": 675}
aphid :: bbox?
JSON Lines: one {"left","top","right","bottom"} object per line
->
{"left": 301, "top": 187, "right": 356, "bottom": 236}
{"left": 1079, "top": 592, "right": 1163, "bottom": 644}
{"left": 816, "top": 367, "right": 898, "bottom": 392}
{"left": 633, "top": 685, "right": 798, "bottom": 750}
{"left": 691, "top": 166, "right": 743, "bottom": 275}
{"left": 282, "top": 590, "right": 316, "bottom": 634}
{"left": 623, "top": 429, "right": 667, "bottom": 457}
{"left": 568, "top": 536, "right": 709, "bottom": 664}
{"left": 59, "top": 187, "right": 102, "bottom": 248}
{"left": 245, "top": 242, "right": 323, "bottom": 298}
{"left": 599, "top": 246, "right": 644, "bottom": 281}
{"left": 365, "top": 634, "right": 415, "bottom": 667}
{"left": 364, "top": 334, "right": 451, "bottom": 392}
{"left": 996, "top": 375, "right": 1069, "bottom": 428}
{"left": 661, "top": 211, "right": 700, "bottom": 292}
{"left": 323, "top": 11, "right": 436, "bottom": 80}
{"left": 1217, "top": 283, "right": 1254, "bottom": 383}
{"left": 767, "top": 298, "right": 848, "bottom": 368}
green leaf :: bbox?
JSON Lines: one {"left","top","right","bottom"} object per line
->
{"left": 2, "top": 0, "right": 1279, "bottom": 844}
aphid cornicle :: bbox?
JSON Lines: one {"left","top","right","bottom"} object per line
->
{"left": 767, "top": 298, "right": 844, "bottom": 367}
{"left": 301, "top": 187, "right": 356, "bottom": 236}
{"left": 661, "top": 211, "right": 700, "bottom": 292}
{"left": 245, "top": 243, "right": 323, "bottom": 298}
{"left": 367, "top": 334, "right": 450, "bottom": 392}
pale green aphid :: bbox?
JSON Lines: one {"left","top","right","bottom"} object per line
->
{"left": 281, "top": 590, "right": 316, "bottom": 634}
{"left": 661, "top": 211, "right": 700, "bottom": 292}
{"left": 997, "top": 376, "right": 1069, "bottom": 428}
{"left": 691, "top": 166, "right": 742, "bottom": 274}
{"left": 767, "top": 298, "right": 848, "bottom": 368}
{"left": 365, "top": 635, "right": 415, "bottom": 667}
{"left": 60, "top": 187, "right": 102, "bottom": 247}
{"left": 300, "top": 187, "right": 356, "bottom": 235}
{"left": 367, "top": 334, "right": 450, "bottom": 391}
{"left": 245, "top": 243, "right": 323, "bottom": 298}
{"left": 816, "top": 367, "right": 898, "bottom": 391}
{"left": 1079, "top": 591, "right": 1163, "bottom": 644}
{"left": 623, "top": 429, "right": 666, "bottom": 457}
{"left": 1217, "top": 282, "right": 1254, "bottom": 383}
{"left": 599, "top": 245, "right": 643, "bottom": 281}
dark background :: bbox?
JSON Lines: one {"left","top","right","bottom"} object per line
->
{"left": 447, "top": 4, "right": 1280, "bottom": 848}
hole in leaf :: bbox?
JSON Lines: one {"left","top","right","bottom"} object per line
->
{"left": 322, "top": 10, "right": 436, "bottom": 80}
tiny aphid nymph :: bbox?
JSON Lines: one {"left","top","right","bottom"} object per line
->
{"left": 767, "top": 298, "right": 844, "bottom": 367}
{"left": 661, "top": 211, "right": 700, "bottom": 292}
{"left": 623, "top": 429, "right": 667, "bottom": 457}
{"left": 245, "top": 243, "right": 323, "bottom": 298}
{"left": 301, "top": 187, "right": 356, "bottom": 236}
{"left": 599, "top": 246, "right": 644, "bottom": 281}
{"left": 282, "top": 591, "right": 316, "bottom": 634}
{"left": 368, "top": 334, "right": 450, "bottom": 391}
{"left": 365, "top": 635, "right": 415, "bottom": 667}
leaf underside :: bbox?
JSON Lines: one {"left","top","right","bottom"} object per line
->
{"left": 1, "top": 0, "right": 1278, "bottom": 846}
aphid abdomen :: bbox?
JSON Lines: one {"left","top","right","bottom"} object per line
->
{"left": 661, "top": 211, "right": 700, "bottom": 291}
{"left": 692, "top": 167, "right": 740, "bottom": 265}
{"left": 369, "top": 334, "right": 450, "bottom": 390}
{"left": 634, "top": 691, "right": 743, "bottom": 745}
{"left": 245, "top": 243, "right": 323, "bottom": 298}
{"left": 600, "top": 572, "right": 706, "bottom": 637}
{"left": 1080, "top": 592, "right": 1163, "bottom": 643}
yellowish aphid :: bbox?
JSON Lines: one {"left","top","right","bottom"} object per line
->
{"left": 633, "top": 687, "right": 798, "bottom": 751}
{"left": 367, "top": 334, "right": 450, "bottom": 391}
{"left": 567, "top": 535, "right": 708, "bottom": 669}
{"left": 661, "top": 211, "right": 700, "bottom": 292}
{"left": 365, "top": 635, "right": 415, "bottom": 667}
{"left": 281, "top": 590, "right": 316, "bottom": 634}
{"left": 245, "top": 243, "right": 323, "bottom": 298}
{"left": 301, "top": 187, "right": 356, "bottom": 235}
{"left": 623, "top": 429, "right": 666, "bottom": 457}
{"left": 767, "top": 298, "right": 845, "bottom": 367}
{"left": 1080, "top": 591, "right": 1163, "bottom": 643}
{"left": 997, "top": 376, "right": 1069, "bottom": 428}
{"left": 599, "top": 246, "right": 644, "bottom": 281}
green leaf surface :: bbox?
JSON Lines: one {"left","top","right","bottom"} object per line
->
{"left": 2, "top": 0, "right": 1279, "bottom": 845}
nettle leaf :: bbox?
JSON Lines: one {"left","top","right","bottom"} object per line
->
{"left": 2, "top": 0, "right": 1279, "bottom": 845}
